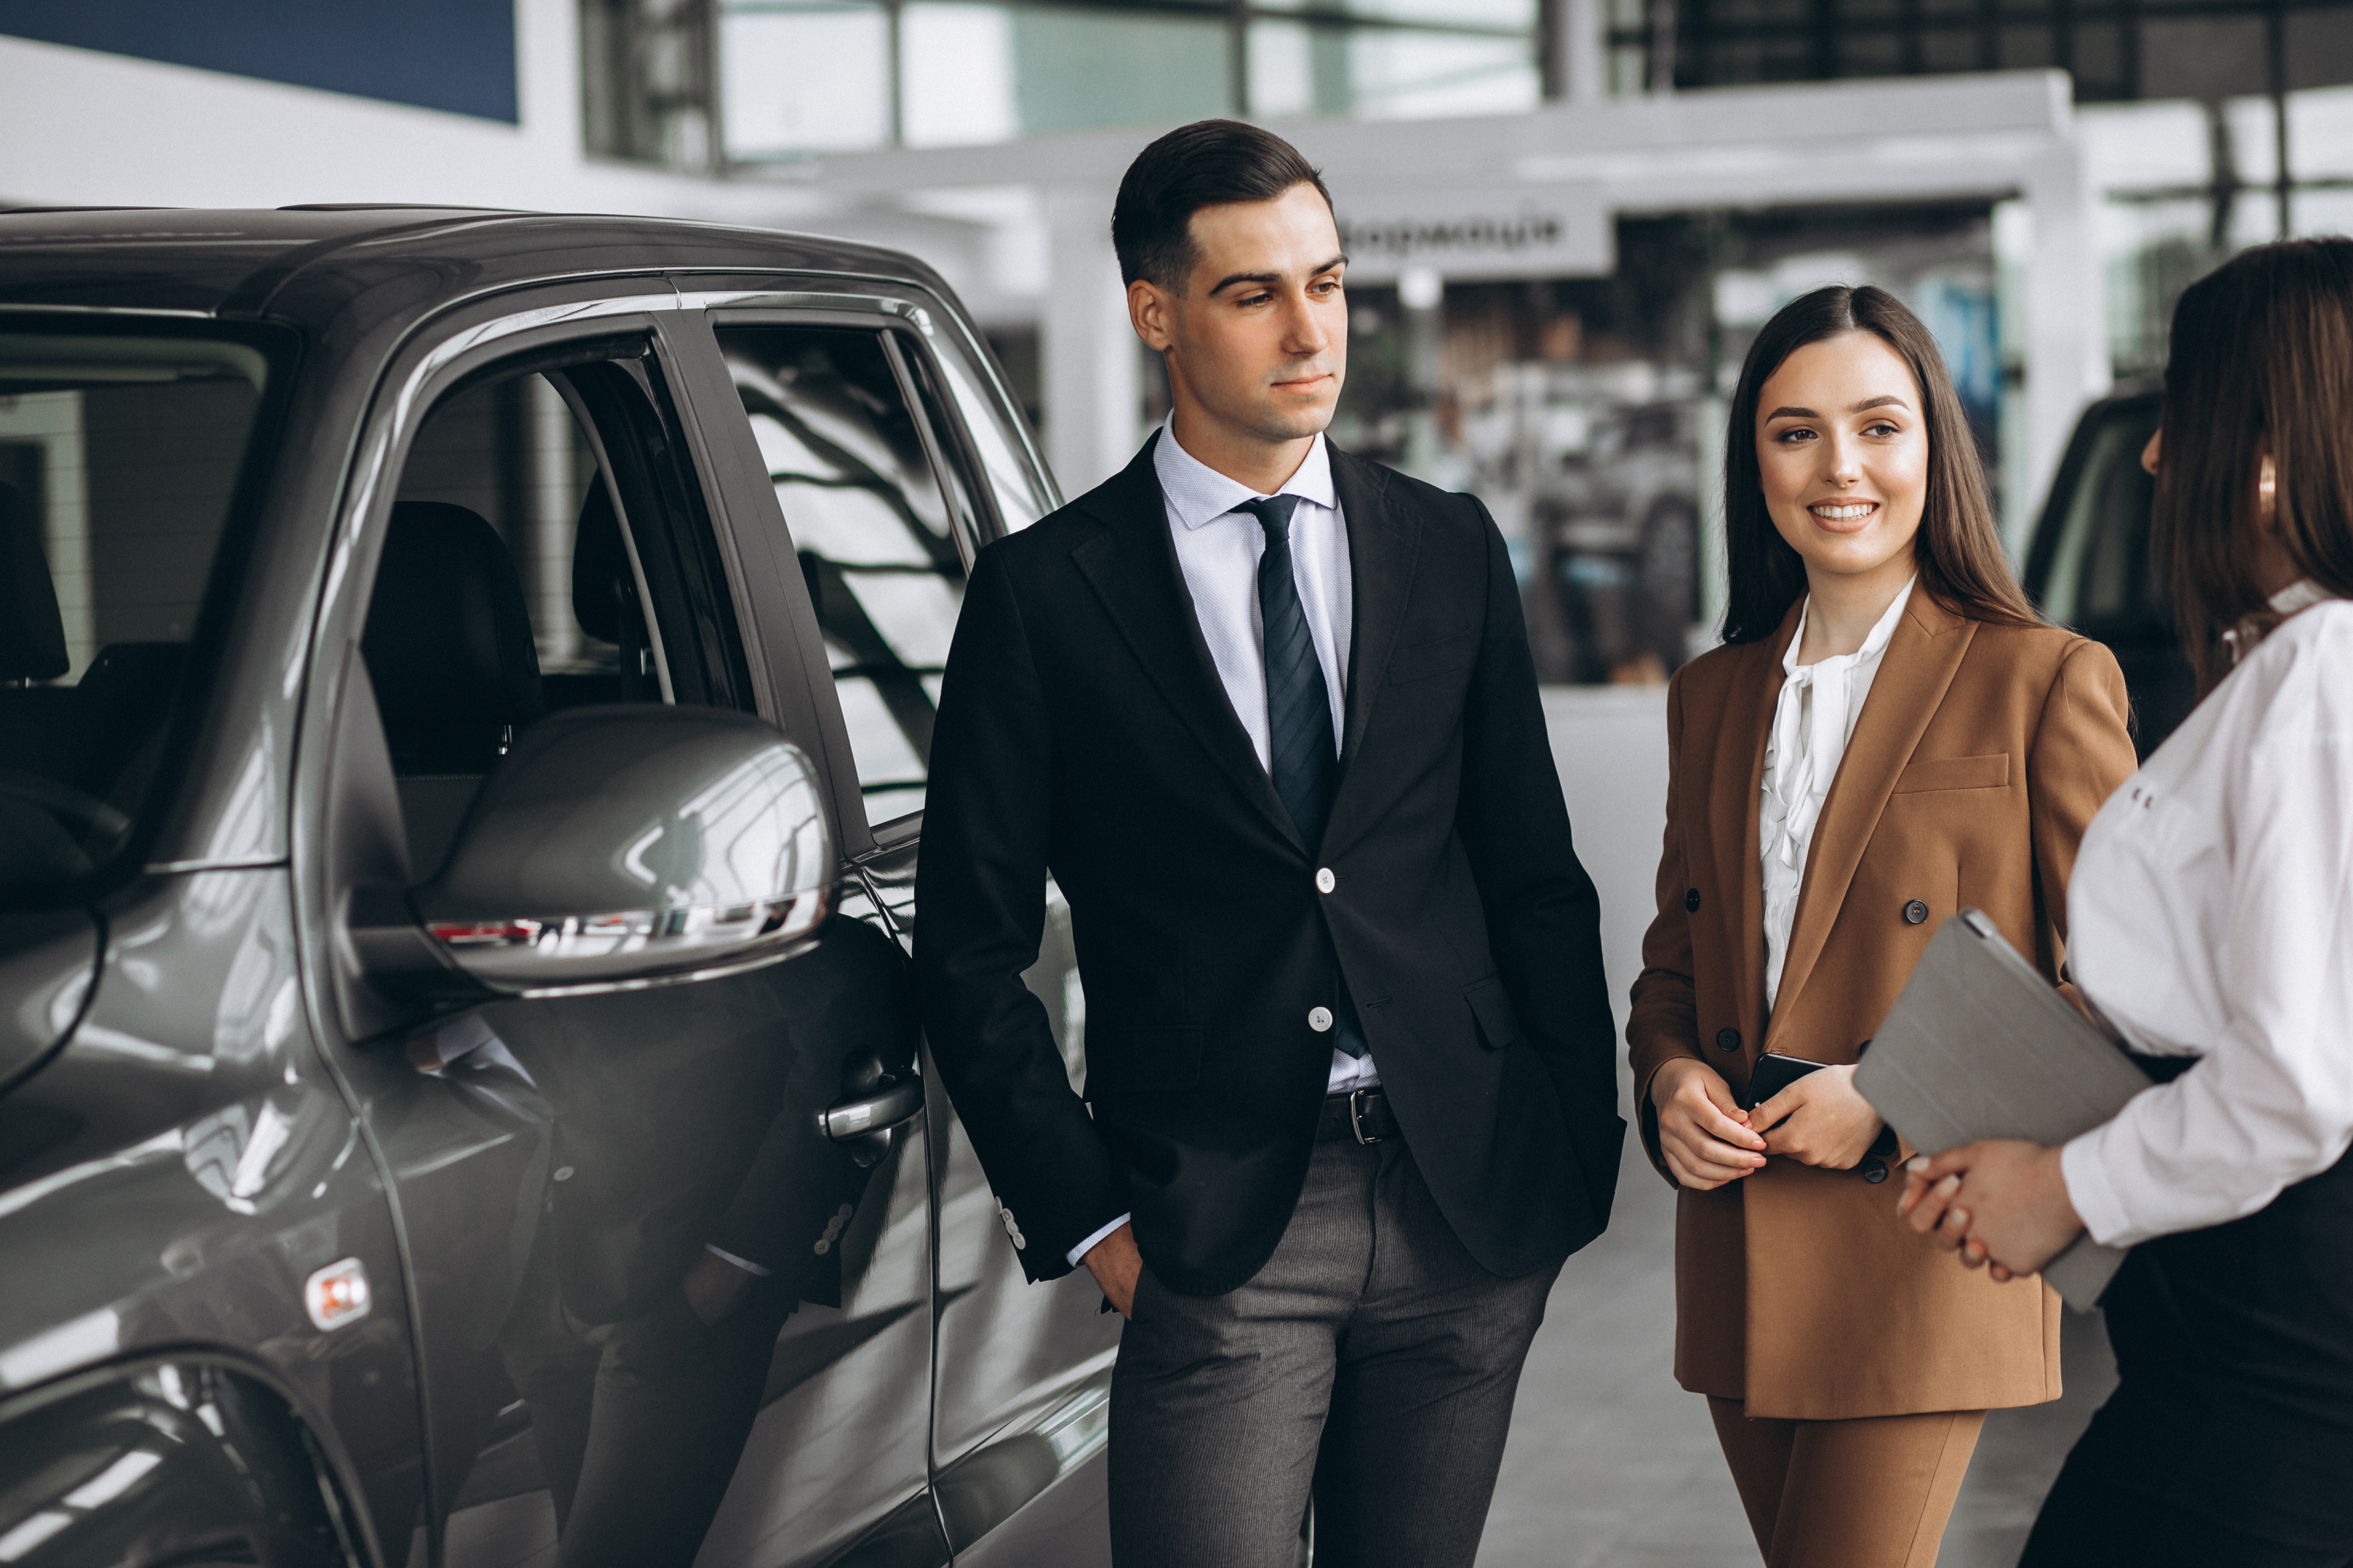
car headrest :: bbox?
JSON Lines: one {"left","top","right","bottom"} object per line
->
{"left": 363, "top": 501, "right": 544, "bottom": 774}
{"left": 570, "top": 480, "right": 635, "bottom": 645}
{"left": 0, "top": 482, "right": 68, "bottom": 681}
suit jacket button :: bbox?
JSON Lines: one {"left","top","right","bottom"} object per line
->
{"left": 1685, "top": 888, "right": 1701, "bottom": 912}
{"left": 1863, "top": 1158, "right": 1889, "bottom": 1184}
{"left": 1309, "top": 1006, "right": 1334, "bottom": 1032}
{"left": 1715, "top": 1028, "right": 1740, "bottom": 1053}
{"left": 1904, "top": 899, "right": 1930, "bottom": 925}
{"left": 1316, "top": 867, "right": 1337, "bottom": 894}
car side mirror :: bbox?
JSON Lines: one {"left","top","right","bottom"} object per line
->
{"left": 376, "top": 704, "right": 834, "bottom": 998}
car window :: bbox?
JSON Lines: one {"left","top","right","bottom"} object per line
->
{"left": 0, "top": 323, "right": 284, "bottom": 902}
{"left": 713, "top": 325, "right": 967, "bottom": 828}
{"left": 2035, "top": 401, "right": 2163, "bottom": 633}
{"left": 365, "top": 344, "right": 751, "bottom": 876}
{"left": 930, "top": 334, "right": 1053, "bottom": 533}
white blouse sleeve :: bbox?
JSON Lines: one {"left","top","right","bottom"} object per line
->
{"left": 2063, "top": 715, "right": 2353, "bottom": 1248}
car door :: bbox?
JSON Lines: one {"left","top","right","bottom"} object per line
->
{"left": 298, "top": 292, "right": 936, "bottom": 1568}
{"left": 679, "top": 293, "right": 1122, "bottom": 1566}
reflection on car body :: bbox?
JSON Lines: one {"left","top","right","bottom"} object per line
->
{"left": 0, "top": 208, "right": 1118, "bottom": 1568}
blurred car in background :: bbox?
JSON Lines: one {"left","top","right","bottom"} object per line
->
{"left": 2021, "top": 384, "right": 2195, "bottom": 757}
{"left": 1532, "top": 397, "right": 1704, "bottom": 685}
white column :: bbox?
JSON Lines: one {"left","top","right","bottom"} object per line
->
{"left": 1041, "top": 187, "right": 1142, "bottom": 497}
{"left": 2018, "top": 135, "right": 2110, "bottom": 554}
{"left": 1563, "top": 0, "right": 1606, "bottom": 104}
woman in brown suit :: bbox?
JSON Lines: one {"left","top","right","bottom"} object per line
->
{"left": 1628, "top": 284, "right": 2138, "bottom": 1567}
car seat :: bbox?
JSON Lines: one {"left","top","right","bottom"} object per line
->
{"left": 361, "top": 501, "right": 546, "bottom": 878}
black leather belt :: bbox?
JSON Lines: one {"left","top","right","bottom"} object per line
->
{"left": 1317, "top": 1086, "right": 1400, "bottom": 1145}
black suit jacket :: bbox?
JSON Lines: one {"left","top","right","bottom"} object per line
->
{"left": 914, "top": 434, "right": 1624, "bottom": 1296}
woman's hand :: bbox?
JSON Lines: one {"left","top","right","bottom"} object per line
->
{"left": 1898, "top": 1139, "right": 2085, "bottom": 1281}
{"left": 1752, "top": 1064, "right": 1883, "bottom": 1170}
{"left": 1651, "top": 1059, "right": 1768, "bottom": 1189}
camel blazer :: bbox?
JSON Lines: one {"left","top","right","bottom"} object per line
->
{"left": 1627, "top": 592, "right": 2137, "bottom": 1420}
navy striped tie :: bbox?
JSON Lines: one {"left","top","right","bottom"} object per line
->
{"left": 1237, "top": 495, "right": 1365, "bottom": 1057}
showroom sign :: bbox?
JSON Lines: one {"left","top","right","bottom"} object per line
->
{"left": 1335, "top": 183, "right": 1613, "bottom": 282}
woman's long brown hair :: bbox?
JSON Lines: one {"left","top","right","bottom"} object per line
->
{"left": 1720, "top": 285, "right": 2040, "bottom": 644}
{"left": 2155, "top": 238, "right": 2353, "bottom": 690}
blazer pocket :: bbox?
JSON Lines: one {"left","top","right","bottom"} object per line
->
{"left": 1463, "top": 976, "right": 1525, "bottom": 1051}
{"left": 1083, "top": 1026, "right": 1202, "bottom": 1098}
{"left": 1388, "top": 629, "right": 1477, "bottom": 687}
{"left": 1891, "top": 753, "right": 2010, "bottom": 794}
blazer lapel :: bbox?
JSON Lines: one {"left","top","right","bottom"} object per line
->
{"left": 1332, "top": 448, "right": 1419, "bottom": 765}
{"left": 1768, "top": 593, "right": 1977, "bottom": 1030}
{"left": 1711, "top": 603, "right": 1799, "bottom": 1035}
{"left": 1070, "top": 433, "right": 1304, "bottom": 852}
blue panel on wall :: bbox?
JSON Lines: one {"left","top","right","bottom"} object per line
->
{"left": 0, "top": 1, "right": 519, "bottom": 123}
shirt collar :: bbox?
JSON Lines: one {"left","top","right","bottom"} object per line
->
{"left": 1783, "top": 576, "right": 1916, "bottom": 678}
{"left": 2269, "top": 577, "right": 2335, "bottom": 616}
{"left": 1154, "top": 418, "right": 1337, "bottom": 531}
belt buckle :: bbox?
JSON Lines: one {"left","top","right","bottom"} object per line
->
{"left": 1348, "top": 1087, "right": 1382, "bottom": 1145}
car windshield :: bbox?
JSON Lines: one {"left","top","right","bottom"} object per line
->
{"left": 0, "top": 324, "right": 276, "bottom": 903}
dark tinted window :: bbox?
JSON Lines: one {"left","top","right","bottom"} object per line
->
{"left": 0, "top": 327, "right": 277, "bottom": 901}
{"left": 2035, "top": 398, "right": 2163, "bottom": 632}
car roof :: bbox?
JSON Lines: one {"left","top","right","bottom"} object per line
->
{"left": 0, "top": 205, "right": 953, "bottom": 326}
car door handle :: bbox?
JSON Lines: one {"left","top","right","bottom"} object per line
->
{"left": 821, "top": 1076, "right": 924, "bottom": 1142}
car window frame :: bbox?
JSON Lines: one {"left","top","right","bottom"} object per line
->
{"left": 674, "top": 299, "right": 1006, "bottom": 855}
{"left": 300, "top": 298, "right": 788, "bottom": 941}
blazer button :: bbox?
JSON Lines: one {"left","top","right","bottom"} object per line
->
{"left": 1308, "top": 1006, "right": 1335, "bottom": 1032}
{"left": 1863, "top": 1158, "right": 1889, "bottom": 1184}
{"left": 1685, "top": 888, "right": 1701, "bottom": 913}
{"left": 1316, "top": 867, "right": 1337, "bottom": 894}
{"left": 1903, "top": 899, "right": 1930, "bottom": 926}
{"left": 1715, "top": 1028, "right": 1740, "bottom": 1053}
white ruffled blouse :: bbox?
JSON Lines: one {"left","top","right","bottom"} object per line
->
{"left": 1760, "top": 579, "right": 1917, "bottom": 1012}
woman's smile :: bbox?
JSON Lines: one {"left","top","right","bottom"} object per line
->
{"left": 1809, "top": 498, "right": 1880, "bottom": 526}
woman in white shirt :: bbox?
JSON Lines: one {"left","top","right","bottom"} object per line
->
{"left": 1904, "top": 237, "right": 2353, "bottom": 1566}
{"left": 1628, "top": 285, "right": 2137, "bottom": 1567}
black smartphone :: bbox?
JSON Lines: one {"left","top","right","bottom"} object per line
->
{"left": 1740, "top": 1050, "right": 1828, "bottom": 1113}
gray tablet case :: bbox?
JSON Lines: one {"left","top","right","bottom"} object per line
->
{"left": 1853, "top": 908, "right": 2158, "bottom": 1311}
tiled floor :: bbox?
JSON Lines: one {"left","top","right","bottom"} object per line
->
{"left": 1479, "top": 691, "right": 2121, "bottom": 1568}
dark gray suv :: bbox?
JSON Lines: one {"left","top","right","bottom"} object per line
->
{"left": 0, "top": 208, "right": 1115, "bottom": 1568}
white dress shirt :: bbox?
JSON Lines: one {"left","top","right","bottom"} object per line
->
{"left": 2061, "top": 580, "right": 2353, "bottom": 1248}
{"left": 1760, "top": 579, "right": 1915, "bottom": 1012}
{"left": 1066, "top": 423, "right": 1373, "bottom": 1268}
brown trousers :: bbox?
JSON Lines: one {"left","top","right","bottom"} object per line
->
{"left": 1707, "top": 1398, "right": 1985, "bottom": 1568}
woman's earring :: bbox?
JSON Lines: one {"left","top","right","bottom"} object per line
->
{"left": 2260, "top": 456, "right": 2278, "bottom": 515}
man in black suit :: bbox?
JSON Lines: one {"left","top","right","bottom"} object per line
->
{"left": 914, "top": 119, "right": 1624, "bottom": 1567}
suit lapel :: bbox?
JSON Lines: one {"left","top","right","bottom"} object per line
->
{"left": 1315, "top": 451, "right": 1421, "bottom": 862}
{"left": 1768, "top": 593, "right": 1976, "bottom": 1030}
{"left": 1070, "top": 434, "right": 1303, "bottom": 853}
{"left": 1712, "top": 604, "right": 1798, "bottom": 1036}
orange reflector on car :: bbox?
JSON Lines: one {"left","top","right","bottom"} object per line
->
{"left": 304, "top": 1258, "right": 372, "bottom": 1331}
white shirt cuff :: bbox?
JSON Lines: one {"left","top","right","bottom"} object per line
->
{"left": 2059, "top": 1132, "right": 2133, "bottom": 1250}
{"left": 1068, "top": 1213, "right": 1131, "bottom": 1268}
{"left": 704, "top": 1243, "right": 772, "bottom": 1278}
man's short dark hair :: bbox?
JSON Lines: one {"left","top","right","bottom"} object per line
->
{"left": 1112, "top": 119, "right": 1334, "bottom": 292}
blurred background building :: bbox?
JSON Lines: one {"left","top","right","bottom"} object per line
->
{"left": 4, "top": 0, "right": 2352, "bottom": 682}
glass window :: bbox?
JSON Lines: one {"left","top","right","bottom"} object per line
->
{"left": 931, "top": 337, "right": 1052, "bottom": 531}
{"left": 1345, "top": 29, "right": 1541, "bottom": 119}
{"left": 0, "top": 326, "right": 281, "bottom": 900}
{"left": 721, "top": 0, "right": 892, "bottom": 157}
{"left": 715, "top": 326, "right": 967, "bottom": 826}
{"left": 901, "top": 3, "right": 1017, "bottom": 146}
